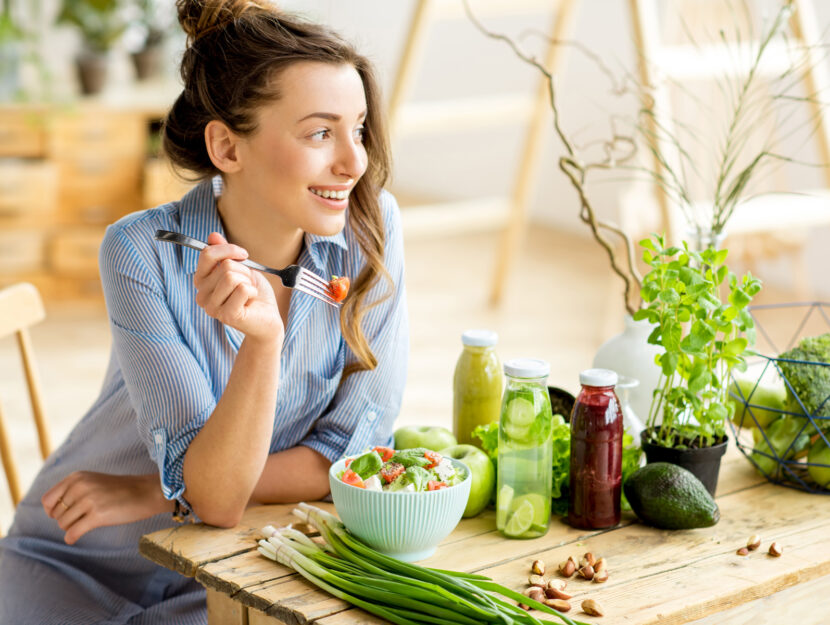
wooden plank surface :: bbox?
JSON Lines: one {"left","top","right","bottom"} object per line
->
{"left": 141, "top": 446, "right": 822, "bottom": 625}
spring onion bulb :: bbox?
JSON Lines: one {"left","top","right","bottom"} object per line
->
{"left": 254, "top": 503, "right": 590, "bottom": 625}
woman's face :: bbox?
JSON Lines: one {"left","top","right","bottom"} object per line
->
{"left": 235, "top": 61, "right": 369, "bottom": 237}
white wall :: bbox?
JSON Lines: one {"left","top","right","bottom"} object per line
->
{"left": 20, "top": 0, "right": 830, "bottom": 296}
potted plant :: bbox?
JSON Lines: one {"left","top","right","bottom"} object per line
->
{"left": 129, "top": 0, "right": 172, "bottom": 81}
{"left": 0, "top": 0, "right": 24, "bottom": 100}
{"left": 57, "top": 0, "right": 126, "bottom": 95}
{"left": 631, "top": 235, "right": 762, "bottom": 494}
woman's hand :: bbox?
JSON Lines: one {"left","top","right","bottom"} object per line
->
{"left": 193, "top": 232, "right": 283, "bottom": 343}
{"left": 42, "top": 472, "right": 173, "bottom": 545}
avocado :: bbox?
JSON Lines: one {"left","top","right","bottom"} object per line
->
{"left": 624, "top": 462, "right": 720, "bottom": 529}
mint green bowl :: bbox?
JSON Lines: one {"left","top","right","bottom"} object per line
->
{"left": 328, "top": 457, "right": 471, "bottom": 562}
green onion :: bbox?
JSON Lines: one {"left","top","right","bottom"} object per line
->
{"left": 253, "top": 503, "right": 590, "bottom": 625}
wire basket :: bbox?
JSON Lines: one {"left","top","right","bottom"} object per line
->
{"left": 727, "top": 302, "right": 830, "bottom": 494}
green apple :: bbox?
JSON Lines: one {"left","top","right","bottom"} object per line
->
{"left": 393, "top": 425, "right": 457, "bottom": 452}
{"left": 439, "top": 444, "right": 496, "bottom": 517}
{"left": 807, "top": 437, "right": 830, "bottom": 489}
{"left": 729, "top": 373, "right": 787, "bottom": 429}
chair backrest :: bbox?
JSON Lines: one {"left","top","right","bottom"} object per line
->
{"left": 0, "top": 283, "right": 52, "bottom": 535}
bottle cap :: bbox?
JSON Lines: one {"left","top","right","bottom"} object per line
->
{"left": 461, "top": 329, "right": 498, "bottom": 347}
{"left": 504, "top": 358, "right": 550, "bottom": 379}
{"left": 579, "top": 368, "right": 618, "bottom": 387}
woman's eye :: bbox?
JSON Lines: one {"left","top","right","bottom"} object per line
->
{"left": 310, "top": 129, "right": 331, "bottom": 141}
{"left": 354, "top": 126, "right": 365, "bottom": 142}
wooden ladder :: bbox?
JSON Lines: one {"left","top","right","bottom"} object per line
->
{"left": 387, "top": 0, "right": 579, "bottom": 304}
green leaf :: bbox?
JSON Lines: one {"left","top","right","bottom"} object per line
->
{"left": 659, "top": 288, "right": 680, "bottom": 305}
{"left": 640, "top": 238, "right": 657, "bottom": 252}
{"left": 723, "top": 337, "right": 748, "bottom": 357}
{"left": 688, "top": 368, "right": 712, "bottom": 394}
{"left": 350, "top": 451, "right": 383, "bottom": 480}
{"left": 660, "top": 351, "right": 679, "bottom": 376}
{"left": 728, "top": 287, "right": 752, "bottom": 309}
{"left": 712, "top": 249, "right": 729, "bottom": 265}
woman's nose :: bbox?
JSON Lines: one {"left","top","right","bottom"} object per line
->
{"left": 333, "top": 137, "right": 367, "bottom": 179}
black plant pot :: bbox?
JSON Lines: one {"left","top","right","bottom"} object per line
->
{"left": 640, "top": 429, "right": 728, "bottom": 496}
{"left": 76, "top": 52, "right": 108, "bottom": 95}
{"left": 131, "top": 43, "right": 163, "bottom": 81}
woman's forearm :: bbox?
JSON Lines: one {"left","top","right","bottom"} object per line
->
{"left": 182, "top": 334, "right": 282, "bottom": 526}
{"left": 249, "top": 445, "right": 332, "bottom": 504}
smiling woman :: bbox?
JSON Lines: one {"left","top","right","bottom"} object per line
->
{"left": 0, "top": 2, "right": 408, "bottom": 623}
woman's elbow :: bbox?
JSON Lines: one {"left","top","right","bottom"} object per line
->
{"left": 196, "top": 506, "right": 243, "bottom": 528}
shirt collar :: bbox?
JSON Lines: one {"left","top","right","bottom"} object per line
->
{"left": 179, "top": 178, "right": 226, "bottom": 275}
{"left": 178, "top": 176, "right": 349, "bottom": 274}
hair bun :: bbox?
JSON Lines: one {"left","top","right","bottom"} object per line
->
{"left": 176, "top": 0, "right": 275, "bottom": 44}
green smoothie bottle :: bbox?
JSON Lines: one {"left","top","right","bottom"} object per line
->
{"left": 453, "top": 330, "right": 502, "bottom": 446}
{"left": 497, "top": 358, "right": 553, "bottom": 539}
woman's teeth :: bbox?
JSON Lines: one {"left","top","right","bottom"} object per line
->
{"left": 311, "top": 188, "right": 349, "bottom": 200}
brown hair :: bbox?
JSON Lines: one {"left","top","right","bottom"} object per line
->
{"left": 163, "top": 0, "right": 393, "bottom": 380}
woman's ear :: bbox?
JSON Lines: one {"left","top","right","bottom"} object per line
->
{"left": 205, "top": 120, "right": 242, "bottom": 173}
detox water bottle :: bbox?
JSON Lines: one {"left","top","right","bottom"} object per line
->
{"left": 497, "top": 358, "right": 553, "bottom": 539}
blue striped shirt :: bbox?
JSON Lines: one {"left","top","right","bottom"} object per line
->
{"left": 101, "top": 178, "right": 408, "bottom": 516}
{"left": 0, "top": 179, "right": 408, "bottom": 623}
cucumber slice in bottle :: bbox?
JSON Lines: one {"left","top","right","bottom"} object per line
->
{"left": 496, "top": 484, "right": 514, "bottom": 528}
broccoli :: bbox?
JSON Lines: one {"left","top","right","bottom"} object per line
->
{"left": 777, "top": 333, "right": 830, "bottom": 421}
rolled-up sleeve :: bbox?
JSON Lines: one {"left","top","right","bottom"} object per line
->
{"left": 300, "top": 193, "right": 409, "bottom": 462}
{"left": 99, "top": 224, "right": 215, "bottom": 517}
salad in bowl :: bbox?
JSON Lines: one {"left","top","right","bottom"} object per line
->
{"left": 329, "top": 447, "right": 471, "bottom": 560}
{"left": 336, "top": 447, "right": 466, "bottom": 492}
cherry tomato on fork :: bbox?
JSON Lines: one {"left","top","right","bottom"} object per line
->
{"left": 328, "top": 275, "right": 350, "bottom": 302}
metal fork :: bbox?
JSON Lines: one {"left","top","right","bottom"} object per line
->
{"left": 154, "top": 230, "right": 339, "bottom": 308}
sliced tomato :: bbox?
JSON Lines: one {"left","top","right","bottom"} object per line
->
{"left": 341, "top": 469, "right": 365, "bottom": 488}
{"left": 328, "top": 275, "right": 350, "bottom": 303}
{"left": 424, "top": 450, "right": 442, "bottom": 470}
{"left": 373, "top": 446, "right": 395, "bottom": 462}
{"left": 345, "top": 457, "right": 353, "bottom": 468}
{"left": 427, "top": 480, "right": 448, "bottom": 491}
{"left": 379, "top": 462, "right": 405, "bottom": 484}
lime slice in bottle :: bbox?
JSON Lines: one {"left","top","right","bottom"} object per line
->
{"left": 506, "top": 397, "right": 535, "bottom": 426}
{"left": 496, "top": 484, "right": 514, "bottom": 528}
{"left": 504, "top": 499, "right": 535, "bottom": 537}
{"left": 512, "top": 493, "right": 548, "bottom": 526}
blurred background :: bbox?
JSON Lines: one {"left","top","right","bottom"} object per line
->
{"left": 1, "top": 0, "right": 829, "bottom": 528}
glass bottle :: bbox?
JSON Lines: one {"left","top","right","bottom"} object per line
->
{"left": 497, "top": 358, "right": 553, "bottom": 539}
{"left": 568, "top": 368, "right": 624, "bottom": 529}
{"left": 453, "top": 330, "right": 502, "bottom": 446}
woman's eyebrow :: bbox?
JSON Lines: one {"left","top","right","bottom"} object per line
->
{"left": 297, "top": 110, "right": 367, "bottom": 123}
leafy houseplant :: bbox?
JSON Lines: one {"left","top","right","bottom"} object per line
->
{"left": 633, "top": 235, "right": 762, "bottom": 490}
{"left": 0, "top": 0, "right": 24, "bottom": 100}
{"left": 57, "top": 0, "right": 126, "bottom": 94}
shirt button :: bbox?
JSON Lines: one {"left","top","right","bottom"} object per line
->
{"left": 367, "top": 411, "right": 377, "bottom": 422}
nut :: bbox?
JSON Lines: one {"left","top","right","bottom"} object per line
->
{"left": 526, "top": 586, "right": 546, "bottom": 603}
{"left": 547, "top": 578, "right": 567, "bottom": 591}
{"left": 582, "top": 599, "right": 605, "bottom": 617}
{"left": 578, "top": 564, "right": 595, "bottom": 580}
{"left": 768, "top": 542, "right": 783, "bottom": 557}
{"left": 580, "top": 552, "right": 596, "bottom": 568}
{"left": 544, "top": 598, "right": 571, "bottom": 612}
{"left": 747, "top": 534, "right": 761, "bottom": 551}
{"left": 545, "top": 585, "right": 573, "bottom": 600}
{"left": 559, "top": 557, "right": 577, "bottom": 577}
{"left": 531, "top": 559, "right": 546, "bottom": 576}
{"left": 736, "top": 547, "right": 749, "bottom": 556}
{"left": 518, "top": 603, "right": 530, "bottom": 611}
{"left": 529, "top": 574, "right": 547, "bottom": 588}
{"left": 593, "top": 568, "right": 609, "bottom": 583}
{"left": 593, "top": 557, "right": 607, "bottom": 572}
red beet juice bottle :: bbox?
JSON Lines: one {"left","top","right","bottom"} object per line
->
{"left": 568, "top": 368, "right": 623, "bottom": 529}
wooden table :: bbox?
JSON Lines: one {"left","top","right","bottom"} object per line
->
{"left": 140, "top": 447, "right": 830, "bottom": 624}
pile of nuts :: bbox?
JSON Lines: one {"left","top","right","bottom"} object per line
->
{"left": 519, "top": 553, "right": 608, "bottom": 617}
{"left": 735, "top": 535, "right": 783, "bottom": 557}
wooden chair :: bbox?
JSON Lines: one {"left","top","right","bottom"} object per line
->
{"left": 0, "top": 283, "right": 52, "bottom": 536}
